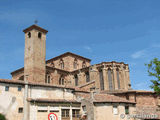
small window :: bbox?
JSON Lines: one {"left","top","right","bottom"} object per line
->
{"left": 38, "top": 32, "right": 42, "bottom": 39}
{"left": 38, "top": 110, "right": 48, "bottom": 112}
{"left": 125, "top": 106, "right": 129, "bottom": 114}
{"left": 28, "top": 32, "right": 31, "bottom": 38}
{"left": 5, "top": 86, "right": 9, "bottom": 91}
{"left": 74, "top": 74, "right": 78, "bottom": 86}
{"left": 82, "top": 61, "right": 86, "bottom": 68}
{"left": 72, "top": 109, "right": 80, "bottom": 118}
{"left": 18, "top": 107, "right": 23, "bottom": 113}
{"left": 45, "top": 73, "right": 51, "bottom": 84}
{"left": 82, "top": 105, "right": 86, "bottom": 112}
{"left": 59, "top": 75, "right": 64, "bottom": 85}
{"left": 85, "top": 71, "right": 90, "bottom": 82}
{"left": 62, "top": 109, "right": 70, "bottom": 117}
{"left": 18, "top": 86, "right": 22, "bottom": 91}
{"left": 113, "top": 106, "right": 118, "bottom": 115}
{"left": 73, "top": 59, "right": 78, "bottom": 69}
{"left": 60, "top": 59, "right": 64, "bottom": 69}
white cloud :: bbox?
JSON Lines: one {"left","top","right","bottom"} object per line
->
{"left": 131, "top": 50, "right": 146, "bottom": 59}
{"left": 84, "top": 46, "right": 92, "bottom": 52}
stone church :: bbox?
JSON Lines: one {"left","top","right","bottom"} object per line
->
{"left": 0, "top": 24, "right": 160, "bottom": 120}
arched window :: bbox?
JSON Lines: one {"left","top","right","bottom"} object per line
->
{"left": 60, "top": 59, "right": 64, "bottom": 69}
{"left": 99, "top": 70, "right": 104, "bottom": 90}
{"left": 45, "top": 72, "right": 51, "bottom": 84}
{"left": 38, "top": 32, "right": 42, "bottom": 39}
{"left": 108, "top": 68, "right": 113, "bottom": 90}
{"left": 28, "top": 32, "right": 31, "bottom": 38}
{"left": 116, "top": 68, "right": 121, "bottom": 89}
{"left": 73, "top": 59, "right": 78, "bottom": 69}
{"left": 74, "top": 74, "right": 78, "bottom": 86}
{"left": 82, "top": 61, "right": 86, "bottom": 68}
{"left": 59, "top": 75, "right": 64, "bottom": 85}
{"left": 85, "top": 71, "right": 90, "bottom": 82}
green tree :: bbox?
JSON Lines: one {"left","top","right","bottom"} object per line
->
{"left": 145, "top": 58, "right": 160, "bottom": 94}
{"left": 0, "top": 113, "right": 6, "bottom": 120}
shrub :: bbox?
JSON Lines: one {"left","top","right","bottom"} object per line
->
{"left": 0, "top": 113, "right": 6, "bottom": 120}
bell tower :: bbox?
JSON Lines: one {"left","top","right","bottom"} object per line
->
{"left": 23, "top": 24, "right": 48, "bottom": 83}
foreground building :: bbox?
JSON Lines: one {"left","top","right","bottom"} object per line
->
{"left": 0, "top": 24, "right": 160, "bottom": 120}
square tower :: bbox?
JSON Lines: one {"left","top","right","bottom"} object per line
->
{"left": 23, "top": 24, "right": 48, "bottom": 83}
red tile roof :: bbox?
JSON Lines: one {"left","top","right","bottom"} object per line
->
{"left": 23, "top": 24, "right": 48, "bottom": 33}
{"left": 27, "top": 98, "right": 80, "bottom": 103}
{"left": 93, "top": 93, "right": 136, "bottom": 104}
{"left": 0, "top": 79, "right": 74, "bottom": 89}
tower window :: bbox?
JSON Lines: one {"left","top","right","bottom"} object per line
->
{"left": 59, "top": 75, "right": 64, "bottom": 85}
{"left": 28, "top": 32, "right": 31, "bottom": 38}
{"left": 38, "top": 32, "right": 42, "bottom": 39}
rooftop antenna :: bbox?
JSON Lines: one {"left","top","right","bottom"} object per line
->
{"left": 34, "top": 20, "right": 38, "bottom": 25}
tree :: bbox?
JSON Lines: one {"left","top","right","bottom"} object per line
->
{"left": 0, "top": 113, "right": 6, "bottom": 120}
{"left": 145, "top": 58, "right": 160, "bottom": 94}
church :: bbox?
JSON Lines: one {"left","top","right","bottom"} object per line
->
{"left": 0, "top": 24, "right": 160, "bottom": 120}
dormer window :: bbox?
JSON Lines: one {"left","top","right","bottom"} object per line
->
{"left": 28, "top": 32, "right": 31, "bottom": 38}
{"left": 73, "top": 59, "right": 78, "bottom": 69}
{"left": 38, "top": 32, "right": 42, "bottom": 39}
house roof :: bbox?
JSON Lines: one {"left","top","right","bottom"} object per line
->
{"left": 93, "top": 93, "right": 136, "bottom": 104}
{"left": 101, "top": 90, "right": 156, "bottom": 94}
{"left": 23, "top": 24, "right": 48, "bottom": 33}
{"left": 76, "top": 92, "right": 136, "bottom": 104}
{"left": 46, "top": 52, "right": 91, "bottom": 63}
{"left": 27, "top": 98, "right": 80, "bottom": 103}
{"left": 0, "top": 79, "right": 75, "bottom": 90}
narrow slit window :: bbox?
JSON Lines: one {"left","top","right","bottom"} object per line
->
{"left": 99, "top": 70, "right": 104, "bottom": 90}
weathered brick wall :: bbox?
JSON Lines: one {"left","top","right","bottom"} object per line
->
{"left": 47, "top": 55, "right": 90, "bottom": 72}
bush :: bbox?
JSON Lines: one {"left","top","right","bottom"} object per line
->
{"left": 0, "top": 113, "right": 6, "bottom": 120}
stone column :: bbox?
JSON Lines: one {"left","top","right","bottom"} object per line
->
{"left": 70, "top": 105, "right": 72, "bottom": 120}
{"left": 125, "top": 65, "right": 131, "bottom": 90}
{"left": 102, "top": 67, "right": 108, "bottom": 90}
{"left": 113, "top": 64, "right": 118, "bottom": 90}
{"left": 59, "top": 106, "right": 62, "bottom": 120}
{"left": 120, "top": 64, "right": 127, "bottom": 90}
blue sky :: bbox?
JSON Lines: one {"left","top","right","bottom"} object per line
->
{"left": 1, "top": 0, "right": 160, "bottom": 90}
